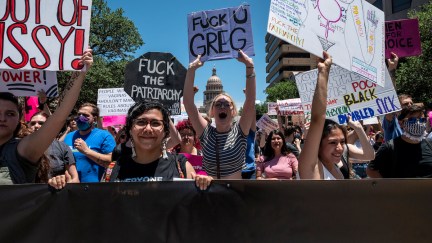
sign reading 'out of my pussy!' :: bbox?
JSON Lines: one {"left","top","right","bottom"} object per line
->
{"left": 0, "top": 0, "right": 92, "bottom": 71}
{"left": 187, "top": 4, "right": 254, "bottom": 63}
{"left": 124, "top": 52, "right": 186, "bottom": 115}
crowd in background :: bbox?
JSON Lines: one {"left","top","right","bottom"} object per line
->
{"left": 1, "top": 50, "right": 432, "bottom": 191}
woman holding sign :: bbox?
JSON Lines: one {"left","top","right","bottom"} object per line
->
{"left": 298, "top": 52, "right": 347, "bottom": 180}
{"left": 0, "top": 50, "right": 93, "bottom": 185}
{"left": 183, "top": 50, "right": 256, "bottom": 179}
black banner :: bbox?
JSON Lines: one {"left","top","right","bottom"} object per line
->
{"left": 124, "top": 52, "right": 187, "bottom": 115}
{"left": 0, "top": 180, "right": 431, "bottom": 242}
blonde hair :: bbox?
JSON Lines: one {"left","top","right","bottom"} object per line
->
{"left": 207, "top": 93, "right": 238, "bottom": 118}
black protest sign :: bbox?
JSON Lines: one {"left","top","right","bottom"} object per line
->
{"left": 124, "top": 52, "right": 186, "bottom": 115}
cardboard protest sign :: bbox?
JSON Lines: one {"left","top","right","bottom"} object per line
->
{"left": 188, "top": 4, "right": 254, "bottom": 63}
{"left": 102, "top": 115, "right": 126, "bottom": 127}
{"left": 97, "top": 88, "right": 135, "bottom": 117}
{"left": 385, "top": 18, "right": 421, "bottom": 58}
{"left": 277, "top": 98, "right": 304, "bottom": 115}
{"left": 256, "top": 114, "right": 278, "bottom": 134}
{"left": 0, "top": 0, "right": 92, "bottom": 71}
{"left": 295, "top": 65, "right": 401, "bottom": 124}
{"left": 0, "top": 69, "right": 57, "bottom": 96}
{"left": 268, "top": 0, "right": 385, "bottom": 87}
{"left": 362, "top": 117, "right": 379, "bottom": 125}
{"left": 267, "top": 102, "right": 277, "bottom": 116}
{"left": 124, "top": 52, "right": 187, "bottom": 115}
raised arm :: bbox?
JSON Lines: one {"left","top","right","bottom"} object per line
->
{"left": 238, "top": 50, "right": 256, "bottom": 135}
{"left": 347, "top": 116, "right": 375, "bottom": 161}
{"left": 387, "top": 52, "right": 398, "bottom": 88}
{"left": 298, "top": 52, "right": 332, "bottom": 179}
{"left": 18, "top": 50, "right": 93, "bottom": 163}
{"left": 166, "top": 119, "right": 181, "bottom": 149}
{"left": 183, "top": 55, "right": 208, "bottom": 138}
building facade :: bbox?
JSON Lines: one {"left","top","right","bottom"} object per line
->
{"left": 199, "top": 66, "right": 224, "bottom": 114}
{"left": 368, "top": 0, "right": 429, "bottom": 20}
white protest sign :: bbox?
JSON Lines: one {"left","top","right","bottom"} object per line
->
{"left": 295, "top": 65, "right": 401, "bottom": 124}
{"left": 257, "top": 114, "right": 279, "bottom": 134}
{"left": 268, "top": 0, "right": 385, "bottom": 87}
{"left": 97, "top": 88, "right": 135, "bottom": 116}
{"left": 267, "top": 102, "right": 277, "bottom": 116}
{"left": 277, "top": 98, "right": 304, "bottom": 115}
{"left": 0, "top": 0, "right": 92, "bottom": 71}
{"left": 0, "top": 69, "right": 57, "bottom": 96}
{"left": 362, "top": 116, "right": 378, "bottom": 125}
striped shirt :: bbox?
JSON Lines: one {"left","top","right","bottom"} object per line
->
{"left": 200, "top": 122, "right": 247, "bottom": 177}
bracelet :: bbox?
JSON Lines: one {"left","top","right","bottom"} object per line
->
{"left": 246, "top": 73, "right": 256, "bottom": 78}
{"left": 246, "top": 66, "right": 254, "bottom": 69}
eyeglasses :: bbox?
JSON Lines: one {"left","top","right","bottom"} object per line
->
{"left": 405, "top": 117, "right": 427, "bottom": 123}
{"left": 133, "top": 119, "right": 164, "bottom": 129}
{"left": 30, "top": 121, "right": 45, "bottom": 126}
{"left": 214, "top": 102, "right": 232, "bottom": 109}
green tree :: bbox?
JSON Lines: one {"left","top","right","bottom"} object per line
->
{"left": 264, "top": 80, "right": 299, "bottom": 102}
{"left": 396, "top": 3, "right": 432, "bottom": 105}
{"left": 57, "top": 0, "right": 143, "bottom": 106}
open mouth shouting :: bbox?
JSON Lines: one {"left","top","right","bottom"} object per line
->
{"left": 218, "top": 112, "right": 228, "bottom": 119}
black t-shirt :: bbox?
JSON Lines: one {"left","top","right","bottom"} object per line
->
{"left": 368, "top": 137, "right": 432, "bottom": 178}
{"left": 115, "top": 153, "right": 187, "bottom": 182}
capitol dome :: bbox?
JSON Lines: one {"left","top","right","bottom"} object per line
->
{"left": 200, "top": 66, "right": 224, "bottom": 113}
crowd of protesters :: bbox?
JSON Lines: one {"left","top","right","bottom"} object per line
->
{"left": 1, "top": 48, "right": 432, "bottom": 191}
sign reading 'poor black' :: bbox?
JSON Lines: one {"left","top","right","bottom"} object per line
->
{"left": 124, "top": 52, "right": 186, "bottom": 115}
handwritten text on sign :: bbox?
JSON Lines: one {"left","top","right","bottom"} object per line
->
{"left": 97, "top": 88, "right": 135, "bottom": 116}
{"left": 268, "top": 0, "right": 385, "bottom": 86}
{"left": 256, "top": 114, "right": 278, "bottom": 134}
{"left": 188, "top": 5, "right": 254, "bottom": 63}
{"left": 0, "top": 0, "right": 92, "bottom": 71}
{"left": 277, "top": 98, "right": 304, "bottom": 115}
{"left": 124, "top": 52, "right": 187, "bottom": 115}
{"left": 0, "top": 69, "right": 57, "bottom": 96}
{"left": 385, "top": 18, "right": 421, "bottom": 58}
{"left": 295, "top": 65, "right": 400, "bottom": 124}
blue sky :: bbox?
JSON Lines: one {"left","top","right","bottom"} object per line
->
{"left": 106, "top": 0, "right": 271, "bottom": 109}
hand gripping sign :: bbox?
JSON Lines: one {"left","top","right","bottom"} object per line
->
{"left": 124, "top": 52, "right": 187, "bottom": 115}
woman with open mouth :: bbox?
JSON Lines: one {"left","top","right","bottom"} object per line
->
{"left": 183, "top": 50, "right": 256, "bottom": 179}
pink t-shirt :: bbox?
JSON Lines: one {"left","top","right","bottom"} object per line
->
{"left": 257, "top": 154, "right": 298, "bottom": 179}
{"left": 180, "top": 153, "right": 207, "bottom": 176}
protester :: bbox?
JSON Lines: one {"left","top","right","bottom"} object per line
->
{"left": 115, "top": 127, "right": 128, "bottom": 145}
{"left": 242, "top": 88, "right": 257, "bottom": 179}
{"left": 298, "top": 51, "right": 346, "bottom": 180}
{"left": 338, "top": 117, "right": 376, "bottom": 179}
{"left": 256, "top": 130, "right": 298, "bottom": 180}
{"left": 367, "top": 104, "right": 432, "bottom": 178}
{"left": 183, "top": 50, "right": 256, "bottom": 179}
{"left": 106, "top": 101, "right": 211, "bottom": 187}
{"left": 0, "top": 49, "right": 93, "bottom": 185}
{"left": 63, "top": 103, "right": 116, "bottom": 182}
{"left": 28, "top": 111, "right": 80, "bottom": 183}
{"left": 58, "top": 114, "right": 78, "bottom": 142}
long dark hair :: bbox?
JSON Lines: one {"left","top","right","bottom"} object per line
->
{"left": 0, "top": 92, "right": 22, "bottom": 137}
{"left": 262, "top": 129, "right": 291, "bottom": 162}
{"left": 125, "top": 100, "right": 171, "bottom": 139}
{"left": 321, "top": 119, "right": 347, "bottom": 144}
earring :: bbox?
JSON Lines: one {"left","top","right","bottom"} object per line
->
{"left": 162, "top": 138, "right": 168, "bottom": 159}
{"left": 131, "top": 139, "right": 137, "bottom": 159}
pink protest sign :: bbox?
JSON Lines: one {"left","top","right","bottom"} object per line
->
{"left": 102, "top": 115, "right": 126, "bottom": 127}
{"left": 24, "top": 96, "right": 39, "bottom": 122}
{"left": 385, "top": 19, "right": 421, "bottom": 58}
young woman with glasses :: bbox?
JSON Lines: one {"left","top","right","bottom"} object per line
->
{"left": 183, "top": 50, "right": 256, "bottom": 179}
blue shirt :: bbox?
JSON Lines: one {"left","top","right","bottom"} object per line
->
{"left": 243, "top": 130, "right": 256, "bottom": 173}
{"left": 64, "top": 128, "right": 116, "bottom": 182}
